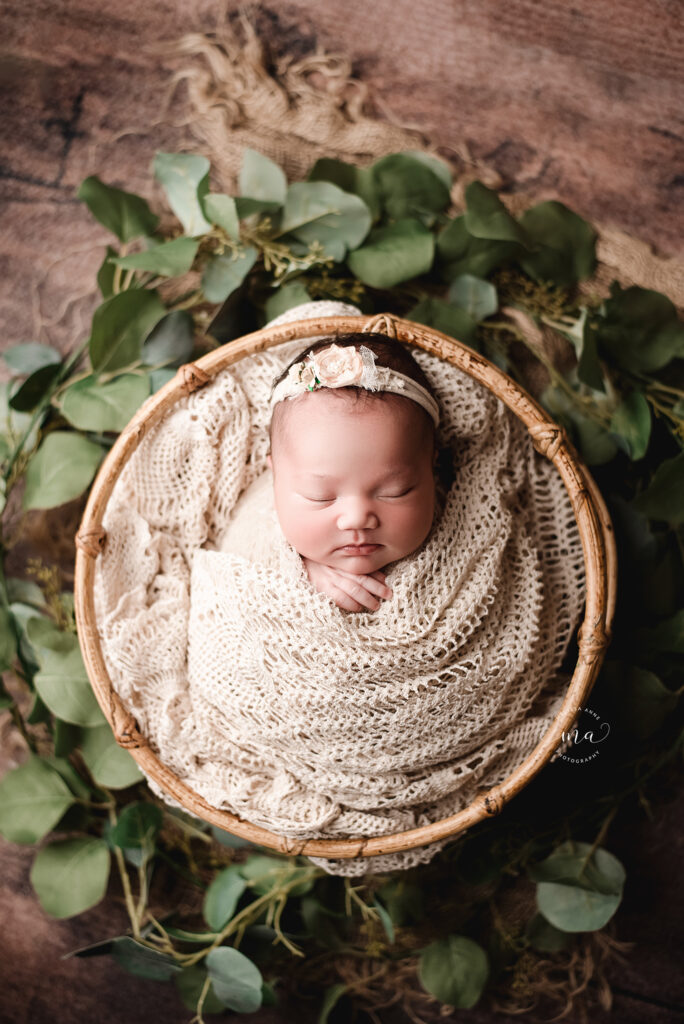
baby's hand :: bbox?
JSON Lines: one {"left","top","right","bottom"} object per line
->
{"left": 302, "top": 557, "right": 393, "bottom": 612}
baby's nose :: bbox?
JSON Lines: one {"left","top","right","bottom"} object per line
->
{"left": 336, "top": 498, "right": 379, "bottom": 530}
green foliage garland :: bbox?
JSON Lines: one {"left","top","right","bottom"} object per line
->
{"left": 1, "top": 146, "right": 683, "bottom": 1022}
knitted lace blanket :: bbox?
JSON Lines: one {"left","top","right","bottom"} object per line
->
{"left": 93, "top": 305, "right": 586, "bottom": 876}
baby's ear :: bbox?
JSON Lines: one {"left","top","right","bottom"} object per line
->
{"left": 266, "top": 452, "right": 272, "bottom": 469}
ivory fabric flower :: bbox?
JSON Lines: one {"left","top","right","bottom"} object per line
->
{"left": 312, "top": 344, "right": 365, "bottom": 387}
{"left": 287, "top": 360, "right": 316, "bottom": 388}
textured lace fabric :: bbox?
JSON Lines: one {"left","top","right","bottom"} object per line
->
{"left": 93, "top": 302, "right": 586, "bottom": 876}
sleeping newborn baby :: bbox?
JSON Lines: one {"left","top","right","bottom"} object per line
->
{"left": 264, "top": 333, "right": 443, "bottom": 612}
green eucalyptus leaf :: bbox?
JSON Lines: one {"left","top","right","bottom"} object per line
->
{"left": 3, "top": 343, "right": 61, "bottom": 377}
{"left": 525, "top": 913, "right": 570, "bottom": 952}
{"left": 437, "top": 215, "right": 521, "bottom": 280}
{"left": 23, "top": 433, "right": 104, "bottom": 510}
{"left": 529, "top": 840, "right": 626, "bottom": 932}
{"left": 150, "top": 368, "right": 177, "bottom": 392}
{"left": 27, "top": 693, "right": 51, "bottom": 725}
{"left": 78, "top": 176, "right": 159, "bottom": 243}
{"left": 637, "top": 609, "right": 684, "bottom": 655}
{"left": 240, "top": 855, "right": 313, "bottom": 896}
{"left": 464, "top": 181, "right": 532, "bottom": 248}
{"left": 153, "top": 152, "right": 211, "bottom": 235}
{"left": 376, "top": 879, "right": 424, "bottom": 926}
{"left": 407, "top": 298, "right": 478, "bottom": 346}
{"left": 9, "top": 364, "right": 62, "bottom": 412}
{"left": 447, "top": 274, "right": 498, "bottom": 321}
{"left": 26, "top": 616, "right": 76, "bottom": 654}
{"left": 280, "top": 181, "right": 371, "bottom": 256}
{"left": 419, "top": 935, "right": 489, "bottom": 1008}
{"left": 541, "top": 387, "right": 619, "bottom": 466}
{"left": 0, "top": 381, "right": 38, "bottom": 447}
{"left": 300, "top": 897, "right": 344, "bottom": 950}
{"left": 203, "top": 194, "right": 240, "bottom": 239}
{"left": 203, "top": 865, "right": 247, "bottom": 931}
{"left": 262, "top": 981, "right": 278, "bottom": 1007}
{"left": 79, "top": 723, "right": 143, "bottom": 788}
{"left": 609, "top": 391, "right": 651, "bottom": 460}
{"left": 576, "top": 325, "right": 605, "bottom": 391}
{"left": 602, "top": 661, "right": 679, "bottom": 740}
{"left": 0, "top": 603, "right": 17, "bottom": 673}
{"left": 206, "top": 947, "right": 263, "bottom": 1013}
{"left": 89, "top": 289, "right": 166, "bottom": 373}
{"left": 113, "top": 237, "right": 200, "bottom": 277}
{"left": 209, "top": 825, "right": 258, "bottom": 849}
{"left": 234, "top": 196, "right": 281, "bottom": 219}
{"left": 60, "top": 373, "right": 150, "bottom": 433}
{"left": 111, "top": 937, "right": 180, "bottom": 980}
{"left": 401, "top": 150, "right": 453, "bottom": 189}
{"left": 97, "top": 246, "right": 117, "bottom": 298}
{"left": 518, "top": 200, "right": 597, "bottom": 285}
{"left": 594, "top": 283, "right": 684, "bottom": 373}
{"left": 632, "top": 449, "right": 684, "bottom": 525}
{"left": 175, "top": 967, "right": 225, "bottom": 1014}
{"left": 31, "top": 837, "right": 110, "bottom": 919}
{"left": 347, "top": 218, "right": 434, "bottom": 288}
{"left": 370, "top": 153, "right": 450, "bottom": 223}
{"left": 0, "top": 756, "right": 76, "bottom": 844}
{"left": 44, "top": 755, "right": 92, "bottom": 801}
{"left": 201, "top": 247, "right": 258, "bottom": 303}
{"left": 34, "top": 643, "right": 105, "bottom": 726}
{"left": 318, "top": 983, "right": 348, "bottom": 1024}
{"left": 53, "top": 720, "right": 81, "bottom": 758}
{"left": 308, "top": 157, "right": 380, "bottom": 220}
{"left": 142, "top": 310, "right": 195, "bottom": 367}
{"left": 10, "top": 605, "right": 44, "bottom": 668}
{"left": 373, "top": 899, "right": 395, "bottom": 943}
{"left": 108, "top": 802, "right": 162, "bottom": 849}
{"left": 7, "top": 579, "right": 44, "bottom": 609}
{"left": 239, "top": 148, "right": 287, "bottom": 204}
{"left": 264, "top": 280, "right": 311, "bottom": 321}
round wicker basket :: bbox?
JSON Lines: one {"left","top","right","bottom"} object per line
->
{"left": 74, "top": 313, "right": 617, "bottom": 861}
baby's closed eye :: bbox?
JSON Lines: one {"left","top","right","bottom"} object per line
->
{"left": 302, "top": 487, "right": 414, "bottom": 503}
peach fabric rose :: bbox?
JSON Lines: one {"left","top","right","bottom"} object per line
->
{"left": 312, "top": 344, "right": 365, "bottom": 387}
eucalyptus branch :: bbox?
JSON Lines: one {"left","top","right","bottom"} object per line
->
{"left": 107, "top": 800, "right": 142, "bottom": 941}
{"left": 168, "top": 290, "right": 204, "bottom": 312}
{"left": 577, "top": 805, "right": 619, "bottom": 883}
{"left": 112, "top": 244, "right": 129, "bottom": 295}
{"left": 8, "top": 702, "right": 37, "bottom": 753}
{"left": 495, "top": 310, "right": 615, "bottom": 430}
{"left": 192, "top": 974, "right": 212, "bottom": 1024}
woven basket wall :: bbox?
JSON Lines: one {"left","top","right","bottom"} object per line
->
{"left": 74, "top": 313, "right": 617, "bottom": 861}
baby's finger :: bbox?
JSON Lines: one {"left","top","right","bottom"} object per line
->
{"left": 328, "top": 583, "right": 366, "bottom": 612}
{"left": 334, "top": 577, "right": 381, "bottom": 611}
{"left": 334, "top": 568, "right": 393, "bottom": 600}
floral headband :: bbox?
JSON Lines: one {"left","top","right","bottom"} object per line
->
{"left": 268, "top": 343, "right": 440, "bottom": 427}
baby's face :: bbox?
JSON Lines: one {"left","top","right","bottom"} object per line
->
{"left": 267, "top": 391, "right": 436, "bottom": 573}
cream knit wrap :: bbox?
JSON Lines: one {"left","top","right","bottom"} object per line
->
{"left": 93, "top": 302, "right": 586, "bottom": 876}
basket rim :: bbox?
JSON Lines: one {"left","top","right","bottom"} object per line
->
{"left": 74, "top": 312, "right": 617, "bottom": 860}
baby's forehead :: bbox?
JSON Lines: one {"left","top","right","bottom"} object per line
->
{"left": 278, "top": 387, "right": 425, "bottom": 431}
{"left": 271, "top": 389, "right": 432, "bottom": 464}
